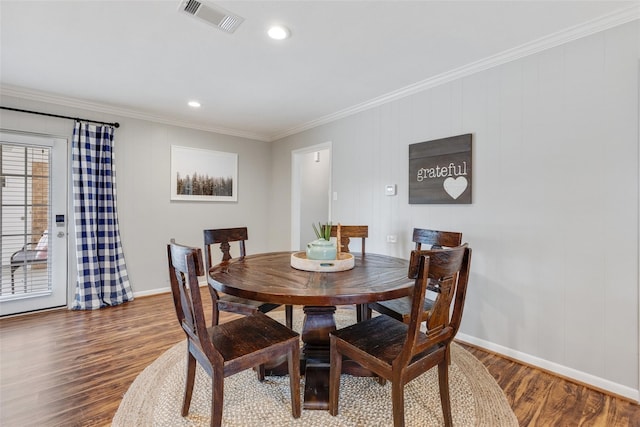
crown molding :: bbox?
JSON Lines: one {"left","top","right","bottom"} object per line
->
{"left": 269, "top": 5, "right": 640, "bottom": 142}
{"left": 0, "top": 85, "right": 270, "bottom": 142}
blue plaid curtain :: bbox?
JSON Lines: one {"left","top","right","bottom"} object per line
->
{"left": 71, "top": 122, "right": 133, "bottom": 309}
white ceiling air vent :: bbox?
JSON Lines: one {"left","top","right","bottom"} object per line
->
{"left": 177, "top": 0, "right": 244, "bottom": 34}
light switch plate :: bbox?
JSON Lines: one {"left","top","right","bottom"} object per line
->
{"left": 385, "top": 184, "right": 396, "bottom": 196}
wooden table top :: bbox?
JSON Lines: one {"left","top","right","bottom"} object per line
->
{"left": 207, "top": 251, "right": 412, "bottom": 306}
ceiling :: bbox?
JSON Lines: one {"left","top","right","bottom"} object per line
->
{"left": 1, "top": 1, "right": 638, "bottom": 141}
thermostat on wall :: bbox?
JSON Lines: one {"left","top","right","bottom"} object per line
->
{"left": 385, "top": 184, "right": 397, "bottom": 196}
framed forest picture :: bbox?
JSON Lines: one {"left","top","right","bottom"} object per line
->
{"left": 170, "top": 145, "right": 238, "bottom": 202}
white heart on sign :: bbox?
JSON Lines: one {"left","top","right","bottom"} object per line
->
{"left": 443, "top": 177, "right": 468, "bottom": 200}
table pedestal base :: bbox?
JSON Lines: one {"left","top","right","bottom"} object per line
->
{"left": 300, "top": 305, "right": 334, "bottom": 409}
{"left": 263, "top": 306, "right": 375, "bottom": 409}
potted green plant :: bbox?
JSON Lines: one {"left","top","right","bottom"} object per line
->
{"left": 306, "top": 222, "right": 337, "bottom": 260}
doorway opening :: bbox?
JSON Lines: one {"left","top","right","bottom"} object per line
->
{"left": 291, "top": 142, "right": 332, "bottom": 251}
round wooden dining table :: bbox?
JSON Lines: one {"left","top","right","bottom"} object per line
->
{"left": 207, "top": 251, "right": 412, "bottom": 410}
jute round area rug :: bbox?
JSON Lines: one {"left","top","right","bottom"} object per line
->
{"left": 113, "top": 309, "right": 517, "bottom": 427}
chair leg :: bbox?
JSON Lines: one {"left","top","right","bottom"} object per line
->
{"left": 285, "top": 305, "right": 293, "bottom": 329}
{"left": 211, "top": 303, "right": 220, "bottom": 327}
{"left": 254, "top": 364, "right": 266, "bottom": 381}
{"left": 210, "top": 370, "right": 224, "bottom": 427}
{"left": 391, "top": 379, "right": 405, "bottom": 427}
{"left": 207, "top": 287, "right": 221, "bottom": 326}
{"left": 356, "top": 303, "right": 373, "bottom": 322}
{"left": 182, "top": 352, "right": 197, "bottom": 416}
{"left": 438, "top": 359, "right": 453, "bottom": 427}
{"left": 287, "top": 344, "right": 301, "bottom": 418}
{"left": 328, "top": 338, "right": 342, "bottom": 416}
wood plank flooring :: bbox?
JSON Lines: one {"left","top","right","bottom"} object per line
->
{"left": 1, "top": 293, "right": 638, "bottom": 426}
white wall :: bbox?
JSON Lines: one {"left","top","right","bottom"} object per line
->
{"left": 0, "top": 96, "right": 272, "bottom": 299}
{"left": 269, "top": 21, "right": 640, "bottom": 400}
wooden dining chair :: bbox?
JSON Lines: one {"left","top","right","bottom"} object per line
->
{"left": 329, "top": 244, "right": 471, "bottom": 427}
{"left": 330, "top": 224, "right": 369, "bottom": 321}
{"left": 367, "top": 228, "right": 463, "bottom": 323}
{"left": 167, "top": 241, "right": 301, "bottom": 427}
{"left": 330, "top": 224, "right": 368, "bottom": 254}
{"left": 203, "top": 227, "right": 293, "bottom": 329}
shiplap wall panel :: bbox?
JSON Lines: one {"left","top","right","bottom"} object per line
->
{"left": 528, "top": 47, "right": 571, "bottom": 366}
{"left": 599, "top": 22, "right": 640, "bottom": 387}
{"left": 564, "top": 34, "right": 609, "bottom": 378}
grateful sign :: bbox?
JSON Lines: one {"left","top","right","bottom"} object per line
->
{"left": 409, "top": 134, "right": 472, "bottom": 204}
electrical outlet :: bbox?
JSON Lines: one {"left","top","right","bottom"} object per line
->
{"left": 386, "top": 235, "right": 397, "bottom": 243}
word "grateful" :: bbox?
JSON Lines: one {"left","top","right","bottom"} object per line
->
{"left": 417, "top": 162, "right": 468, "bottom": 182}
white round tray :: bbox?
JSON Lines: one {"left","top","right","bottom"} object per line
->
{"left": 290, "top": 252, "right": 354, "bottom": 272}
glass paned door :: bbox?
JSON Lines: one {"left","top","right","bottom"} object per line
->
{"left": 0, "top": 132, "right": 67, "bottom": 315}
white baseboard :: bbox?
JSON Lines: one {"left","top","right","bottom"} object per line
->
{"left": 131, "top": 279, "right": 208, "bottom": 299}
{"left": 456, "top": 332, "right": 640, "bottom": 403}
{"left": 132, "top": 287, "right": 171, "bottom": 298}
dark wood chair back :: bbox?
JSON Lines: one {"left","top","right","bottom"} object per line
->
{"left": 405, "top": 245, "right": 470, "bottom": 356}
{"left": 330, "top": 225, "right": 368, "bottom": 254}
{"left": 412, "top": 228, "right": 462, "bottom": 250}
{"left": 167, "top": 242, "right": 218, "bottom": 358}
{"left": 203, "top": 227, "right": 248, "bottom": 269}
{"left": 167, "top": 241, "right": 301, "bottom": 426}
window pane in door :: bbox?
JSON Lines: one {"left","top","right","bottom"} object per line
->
{"left": 1, "top": 143, "right": 51, "bottom": 297}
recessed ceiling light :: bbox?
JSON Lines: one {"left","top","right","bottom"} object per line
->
{"left": 188, "top": 100, "right": 201, "bottom": 108}
{"left": 268, "top": 25, "right": 290, "bottom": 40}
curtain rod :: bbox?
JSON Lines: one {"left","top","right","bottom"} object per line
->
{"left": 0, "top": 106, "right": 120, "bottom": 128}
